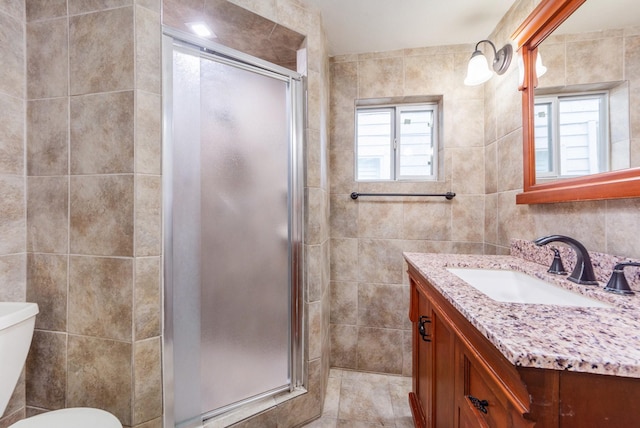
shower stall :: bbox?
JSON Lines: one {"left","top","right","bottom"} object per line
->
{"left": 162, "top": 31, "right": 304, "bottom": 427}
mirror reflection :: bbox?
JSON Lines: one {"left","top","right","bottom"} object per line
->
{"left": 533, "top": 0, "right": 639, "bottom": 182}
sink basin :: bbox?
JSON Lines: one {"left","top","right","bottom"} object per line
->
{"left": 447, "top": 268, "right": 611, "bottom": 308}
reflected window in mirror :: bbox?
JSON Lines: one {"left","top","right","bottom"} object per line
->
{"left": 534, "top": 91, "right": 610, "bottom": 179}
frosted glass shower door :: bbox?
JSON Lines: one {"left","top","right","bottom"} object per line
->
{"left": 166, "top": 39, "right": 300, "bottom": 426}
{"left": 198, "top": 52, "right": 290, "bottom": 413}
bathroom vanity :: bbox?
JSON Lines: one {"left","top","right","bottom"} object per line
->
{"left": 406, "top": 252, "right": 640, "bottom": 427}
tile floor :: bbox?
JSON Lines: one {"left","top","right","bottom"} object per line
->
{"left": 303, "top": 369, "right": 413, "bottom": 427}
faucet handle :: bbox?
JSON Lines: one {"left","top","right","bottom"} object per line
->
{"left": 604, "top": 262, "right": 640, "bottom": 295}
{"left": 547, "top": 247, "right": 567, "bottom": 275}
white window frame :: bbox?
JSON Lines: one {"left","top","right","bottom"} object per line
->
{"left": 355, "top": 103, "right": 439, "bottom": 182}
{"left": 534, "top": 91, "right": 609, "bottom": 179}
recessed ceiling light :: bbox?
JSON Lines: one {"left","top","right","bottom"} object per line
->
{"left": 187, "top": 22, "right": 217, "bottom": 39}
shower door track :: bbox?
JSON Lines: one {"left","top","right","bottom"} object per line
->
{"left": 162, "top": 27, "right": 305, "bottom": 428}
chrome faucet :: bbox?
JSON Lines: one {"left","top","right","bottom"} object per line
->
{"left": 534, "top": 235, "right": 598, "bottom": 285}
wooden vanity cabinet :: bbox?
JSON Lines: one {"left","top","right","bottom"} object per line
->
{"left": 408, "top": 263, "right": 640, "bottom": 427}
{"left": 409, "top": 283, "right": 455, "bottom": 427}
{"left": 409, "top": 266, "right": 531, "bottom": 428}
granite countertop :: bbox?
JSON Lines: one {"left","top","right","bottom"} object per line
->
{"left": 404, "top": 251, "right": 640, "bottom": 378}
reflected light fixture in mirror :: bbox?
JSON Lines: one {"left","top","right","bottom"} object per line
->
{"left": 518, "top": 50, "right": 547, "bottom": 86}
{"left": 464, "top": 40, "right": 513, "bottom": 86}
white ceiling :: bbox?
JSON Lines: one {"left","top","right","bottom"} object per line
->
{"left": 301, "top": 0, "right": 638, "bottom": 57}
{"left": 301, "top": 0, "right": 518, "bottom": 56}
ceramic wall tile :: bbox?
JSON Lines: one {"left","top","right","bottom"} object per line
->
{"left": 451, "top": 195, "right": 484, "bottom": 243}
{"left": 329, "top": 324, "right": 357, "bottom": 369}
{"left": 135, "top": 5, "right": 161, "bottom": 94}
{"left": 133, "top": 338, "right": 162, "bottom": 424}
{"left": 27, "top": 98, "right": 68, "bottom": 176}
{"left": 136, "top": 0, "right": 161, "bottom": 12}
{"left": 357, "top": 239, "right": 403, "bottom": 285}
{"left": 225, "top": 0, "right": 277, "bottom": 22}
{"left": 484, "top": 142, "right": 497, "bottom": 194}
{"left": 606, "top": 199, "right": 640, "bottom": 258}
{"left": 136, "top": 91, "right": 161, "bottom": 174}
{"left": 306, "top": 128, "right": 322, "bottom": 188}
{"left": 496, "top": 130, "right": 523, "bottom": 192}
{"left": 402, "top": 201, "right": 451, "bottom": 241}
{"left": 330, "top": 281, "right": 357, "bottom": 325}
{"left": 451, "top": 148, "right": 484, "bottom": 195}
{"left": 530, "top": 200, "right": 606, "bottom": 251}
{"left": 404, "top": 54, "right": 454, "bottom": 96}
{"left": 70, "top": 91, "right": 134, "bottom": 174}
{"left": 134, "top": 257, "right": 161, "bottom": 340}
{"left": 70, "top": 175, "right": 134, "bottom": 256}
{"left": 357, "top": 201, "right": 402, "bottom": 239}
{"left": 0, "top": 12, "right": 24, "bottom": 99}
{"left": 484, "top": 193, "right": 498, "bottom": 246}
{"left": 0, "top": 0, "right": 24, "bottom": 19}
{"left": 68, "top": 0, "right": 132, "bottom": 16}
{"left": 0, "top": 408, "right": 24, "bottom": 428}
{"left": 26, "top": 254, "right": 67, "bottom": 331}
{"left": 69, "top": 7, "right": 134, "bottom": 95}
{"left": 306, "top": 244, "right": 324, "bottom": 302}
{"left": 357, "top": 283, "right": 406, "bottom": 329}
{"left": 0, "top": 254, "right": 26, "bottom": 302}
{"left": 446, "top": 98, "right": 484, "bottom": 149}
{"left": 135, "top": 175, "right": 161, "bottom": 256}
{"left": 0, "top": 176, "right": 25, "bottom": 255}
{"left": 27, "top": 177, "right": 68, "bottom": 254}
{"left": 68, "top": 256, "right": 133, "bottom": 341}
{"left": 328, "top": 150, "right": 355, "bottom": 195}
{"left": 355, "top": 327, "right": 403, "bottom": 374}
{"left": 67, "top": 335, "right": 132, "bottom": 425}
{"left": 357, "top": 58, "right": 404, "bottom": 99}
{"left": 26, "top": 0, "right": 67, "bottom": 21}
{"left": 306, "top": 187, "right": 327, "bottom": 245}
{"left": 329, "top": 193, "right": 357, "bottom": 239}
{"left": 27, "top": 18, "right": 68, "bottom": 99}
{"left": 566, "top": 37, "right": 623, "bottom": 85}
{"left": 25, "top": 330, "right": 66, "bottom": 410}
{"left": 0, "top": 94, "right": 23, "bottom": 175}
{"left": 308, "top": 301, "right": 322, "bottom": 360}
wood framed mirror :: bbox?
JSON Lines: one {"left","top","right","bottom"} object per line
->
{"left": 512, "top": 0, "right": 640, "bottom": 204}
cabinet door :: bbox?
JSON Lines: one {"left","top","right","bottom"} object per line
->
{"left": 432, "top": 310, "right": 455, "bottom": 425}
{"left": 411, "top": 282, "right": 433, "bottom": 427}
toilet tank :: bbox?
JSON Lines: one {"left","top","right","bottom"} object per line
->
{"left": 0, "top": 302, "right": 39, "bottom": 417}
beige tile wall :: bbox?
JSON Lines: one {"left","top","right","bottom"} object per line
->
{"left": 329, "top": 45, "right": 487, "bottom": 375}
{"left": 14, "top": 1, "right": 163, "bottom": 427}
{"left": 0, "top": 0, "right": 26, "bottom": 426}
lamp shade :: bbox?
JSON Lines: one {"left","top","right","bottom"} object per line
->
{"left": 536, "top": 52, "right": 547, "bottom": 78}
{"left": 464, "top": 51, "right": 493, "bottom": 86}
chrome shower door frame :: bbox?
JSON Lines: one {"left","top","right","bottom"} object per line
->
{"left": 161, "top": 29, "right": 305, "bottom": 428}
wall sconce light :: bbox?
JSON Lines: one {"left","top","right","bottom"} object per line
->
{"left": 464, "top": 40, "right": 513, "bottom": 86}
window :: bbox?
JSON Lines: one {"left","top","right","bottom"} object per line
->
{"left": 534, "top": 92, "right": 609, "bottom": 178}
{"left": 355, "top": 103, "right": 438, "bottom": 181}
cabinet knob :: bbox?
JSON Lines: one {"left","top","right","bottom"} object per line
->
{"left": 467, "top": 395, "right": 489, "bottom": 414}
{"left": 418, "top": 316, "right": 431, "bottom": 342}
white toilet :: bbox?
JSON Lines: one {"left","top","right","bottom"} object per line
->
{"left": 0, "top": 302, "right": 122, "bottom": 428}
